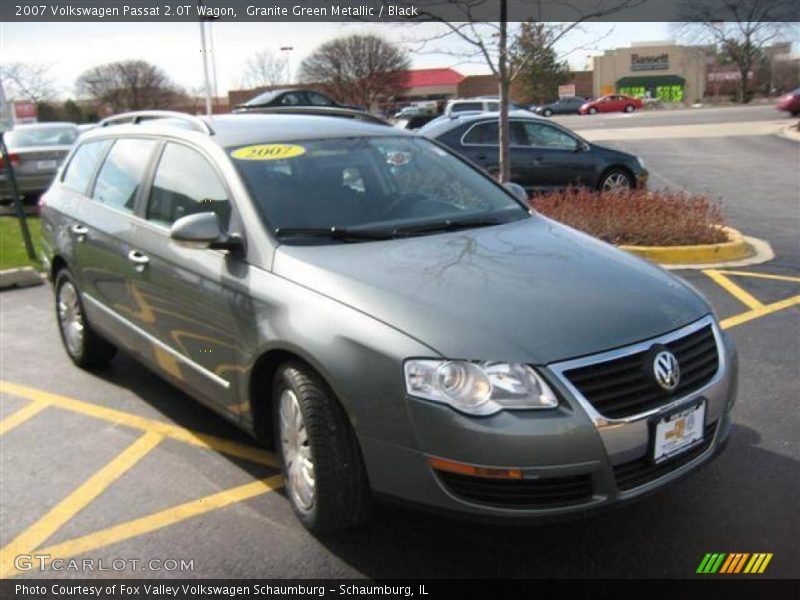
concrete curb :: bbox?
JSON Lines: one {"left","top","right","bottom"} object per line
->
{"left": 0, "top": 267, "right": 45, "bottom": 290}
{"left": 619, "top": 226, "right": 755, "bottom": 267}
{"left": 777, "top": 122, "right": 800, "bottom": 143}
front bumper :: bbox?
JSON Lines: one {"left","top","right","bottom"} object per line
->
{"left": 360, "top": 316, "right": 737, "bottom": 520}
{"left": 636, "top": 168, "right": 649, "bottom": 188}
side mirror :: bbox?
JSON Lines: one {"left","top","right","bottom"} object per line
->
{"left": 170, "top": 212, "right": 242, "bottom": 252}
{"left": 574, "top": 140, "right": 591, "bottom": 152}
{"left": 503, "top": 182, "right": 529, "bottom": 203}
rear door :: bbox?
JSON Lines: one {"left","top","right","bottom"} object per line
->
{"left": 129, "top": 141, "right": 247, "bottom": 413}
{"left": 76, "top": 138, "right": 160, "bottom": 344}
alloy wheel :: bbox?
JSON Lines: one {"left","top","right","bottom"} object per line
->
{"left": 58, "top": 281, "right": 84, "bottom": 357}
{"left": 279, "top": 388, "right": 316, "bottom": 511}
{"left": 602, "top": 172, "right": 632, "bottom": 192}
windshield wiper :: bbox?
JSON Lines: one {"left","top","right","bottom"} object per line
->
{"left": 273, "top": 227, "right": 396, "bottom": 242}
{"left": 391, "top": 217, "right": 508, "bottom": 236}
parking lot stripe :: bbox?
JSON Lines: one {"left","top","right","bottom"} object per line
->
{"left": 720, "top": 295, "right": 800, "bottom": 330}
{"left": 0, "top": 431, "right": 162, "bottom": 578}
{"left": 23, "top": 474, "right": 284, "bottom": 577}
{"left": 711, "top": 270, "right": 800, "bottom": 284}
{"left": 0, "top": 401, "right": 50, "bottom": 436}
{"left": 704, "top": 270, "right": 765, "bottom": 310}
{"left": 0, "top": 381, "right": 278, "bottom": 468}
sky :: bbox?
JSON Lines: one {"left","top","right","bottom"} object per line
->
{"left": 0, "top": 20, "right": 781, "bottom": 99}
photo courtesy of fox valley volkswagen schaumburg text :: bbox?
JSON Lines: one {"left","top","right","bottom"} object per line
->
{"left": 0, "top": 0, "right": 798, "bottom": 595}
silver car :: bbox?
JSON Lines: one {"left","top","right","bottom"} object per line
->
{"left": 40, "top": 111, "right": 737, "bottom": 533}
{"left": 1, "top": 122, "right": 79, "bottom": 201}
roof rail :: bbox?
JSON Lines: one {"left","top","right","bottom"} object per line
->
{"left": 231, "top": 106, "right": 390, "bottom": 126}
{"left": 98, "top": 111, "right": 214, "bottom": 135}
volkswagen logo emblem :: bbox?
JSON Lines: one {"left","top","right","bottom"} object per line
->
{"left": 653, "top": 350, "right": 680, "bottom": 392}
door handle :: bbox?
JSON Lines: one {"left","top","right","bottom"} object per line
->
{"left": 127, "top": 250, "right": 150, "bottom": 271}
{"left": 70, "top": 224, "right": 88, "bottom": 242}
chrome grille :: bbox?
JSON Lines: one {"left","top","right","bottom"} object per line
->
{"left": 563, "top": 324, "right": 719, "bottom": 419}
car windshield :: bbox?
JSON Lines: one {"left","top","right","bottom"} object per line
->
{"left": 229, "top": 136, "right": 529, "bottom": 243}
{"left": 6, "top": 126, "right": 78, "bottom": 149}
{"left": 244, "top": 90, "right": 279, "bottom": 105}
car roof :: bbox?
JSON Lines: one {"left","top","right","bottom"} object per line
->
{"left": 83, "top": 113, "right": 409, "bottom": 147}
{"left": 418, "top": 110, "right": 543, "bottom": 137}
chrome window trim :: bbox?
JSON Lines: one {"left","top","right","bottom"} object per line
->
{"left": 547, "top": 315, "right": 724, "bottom": 427}
{"left": 459, "top": 119, "right": 579, "bottom": 150}
{"left": 83, "top": 293, "right": 230, "bottom": 390}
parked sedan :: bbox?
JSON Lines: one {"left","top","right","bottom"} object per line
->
{"left": 420, "top": 111, "right": 648, "bottom": 192}
{"left": 234, "top": 88, "right": 361, "bottom": 112}
{"left": 579, "top": 94, "right": 643, "bottom": 115}
{"left": 1, "top": 122, "right": 79, "bottom": 202}
{"left": 534, "top": 97, "right": 587, "bottom": 116}
{"left": 776, "top": 88, "right": 800, "bottom": 116}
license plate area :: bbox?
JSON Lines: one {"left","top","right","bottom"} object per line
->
{"left": 36, "top": 160, "right": 57, "bottom": 170}
{"left": 652, "top": 400, "right": 706, "bottom": 463}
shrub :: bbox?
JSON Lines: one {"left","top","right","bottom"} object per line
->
{"left": 530, "top": 188, "right": 728, "bottom": 246}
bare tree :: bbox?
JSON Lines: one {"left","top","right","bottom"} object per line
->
{"left": 676, "top": 0, "right": 796, "bottom": 103}
{"left": 0, "top": 62, "right": 58, "bottom": 103}
{"left": 241, "top": 50, "right": 288, "bottom": 88}
{"left": 76, "top": 60, "right": 188, "bottom": 113}
{"left": 298, "top": 34, "right": 410, "bottom": 109}
{"left": 400, "top": 0, "right": 643, "bottom": 183}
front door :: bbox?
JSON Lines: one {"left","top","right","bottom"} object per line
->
{"left": 518, "top": 122, "right": 596, "bottom": 189}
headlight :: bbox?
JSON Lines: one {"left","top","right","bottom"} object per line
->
{"left": 404, "top": 360, "right": 558, "bottom": 416}
{"left": 637, "top": 156, "right": 646, "bottom": 169}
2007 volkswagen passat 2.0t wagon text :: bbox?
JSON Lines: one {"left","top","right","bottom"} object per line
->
{"left": 40, "top": 111, "right": 738, "bottom": 532}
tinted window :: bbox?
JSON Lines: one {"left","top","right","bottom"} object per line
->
{"left": 6, "top": 126, "right": 78, "bottom": 149}
{"left": 92, "top": 139, "right": 157, "bottom": 213}
{"left": 62, "top": 140, "right": 111, "bottom": 194}
{"left": 451, "top": 102, "right": 483, "bottom": 113}
{"left": 306, "top": 92, "right": 333, "bottom": 106}
{"left": 147, "top": 143, "right": 230, "bottom": 228}
{"left": 280, "top": 92, "right": 305, "bottom": 106}
{"left": 463, "top": 121, "right": 527, "bottom": 145}
{"left": 522, "top": 123, "right": 578, "bottom": 150}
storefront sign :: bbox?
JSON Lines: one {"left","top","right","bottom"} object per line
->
{"left": 631, "top": 53, "right": 669, "bottom": 71}
{"left": 558, "top": 84, "right": 576, "bottom": 98}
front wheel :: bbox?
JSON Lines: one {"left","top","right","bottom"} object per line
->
{"left": 274, "top": 362, "right": 371, "bottom": 533}
{"left": 543, "top": 109, "right": 553, "bottom": 117}
{"left": 588, "top": 107, "right": 598, "bottom": 115}
{"left": 55, "top": 270, "right": 116, "bottom": 368}
{"left": 599, "top": 169, "right": 634, "bottom": 192}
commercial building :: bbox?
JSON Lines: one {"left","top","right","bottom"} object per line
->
{"left": 592, "top": 42, "right": 708, "bottom": 103}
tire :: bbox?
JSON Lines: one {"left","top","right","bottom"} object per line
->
{"left": 599, "top": 168, "right": 634, "bottom": 192}
{"left": 273, "top": 362, "right": 371, "bottom": 533}
{"left": 543, "top": 109, "right": 552, "bottom": 117}
{"left": 624, "top": 104, "right": 635, "bottom": 113}
{"left": 54, "top": 269, "right": 116, "bottom": 368}
{"left": 589, "top": 107, "right": 597, "bottom": 115}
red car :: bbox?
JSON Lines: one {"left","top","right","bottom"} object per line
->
{"left": 776, "top": 88, "right": 800, "bottom": 117}
{"left": 579, "top": 94, "right": 643, "bottom": 115}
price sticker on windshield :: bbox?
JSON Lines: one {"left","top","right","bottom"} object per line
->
{"left": 231, "top": 144, "right": 306, "bottom": 160}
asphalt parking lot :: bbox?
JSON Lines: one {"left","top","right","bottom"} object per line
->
{"left": 1, "top": 108, "right": 798, "bottom": 580}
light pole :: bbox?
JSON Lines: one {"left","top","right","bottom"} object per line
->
{"left": 198, "top": 20, "right": 213, "bottom": 115}
{"left": 280, "top": 46, "right": 294, "bottom": 85}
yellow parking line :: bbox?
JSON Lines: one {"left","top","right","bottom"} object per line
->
{"left": 712, "top": 270, "right": 800, "bottom": 284}
{"left": 704, "top": 270, "right": 765, "bottom": 310}
{"left": 0, "top": 401, "right": 51, "bottom": 436}
{"left": 0, "top": 431, "right": 162, "bottom": 578}
{"left": 720, "top": 295, "right": 800, "bottom": 330}
{"left": 0, "top": 381, "right": 278, "bottom": 468}
{"left": 20, "top": 475, "right": 284, "bottom": 577}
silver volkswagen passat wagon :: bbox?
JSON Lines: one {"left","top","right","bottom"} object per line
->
{"left": 40, "top": 110, "right": 737, "bottom": 532}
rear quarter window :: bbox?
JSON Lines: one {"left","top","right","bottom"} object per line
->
{"left": 92, "top": 138, "right": 158, "bottom": 214}
{"left": 62, "top": 140, "right": 112, "bottom": 195}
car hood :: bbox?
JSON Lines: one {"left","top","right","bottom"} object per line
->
{"left": 273, "top": 217, "right": 710, "bottom": 364}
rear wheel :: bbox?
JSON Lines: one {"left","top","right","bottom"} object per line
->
{"left": 273, "top": 362, "right": 371, "bottom": 533}
{"left": 624, "top": 104, "right": 635, "bottom": 113}
{"left": 55, "top": 270, "right": 116, "bottom": 368}
{"left": 599, "top": 169, "right": 634, "bottom": 192}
